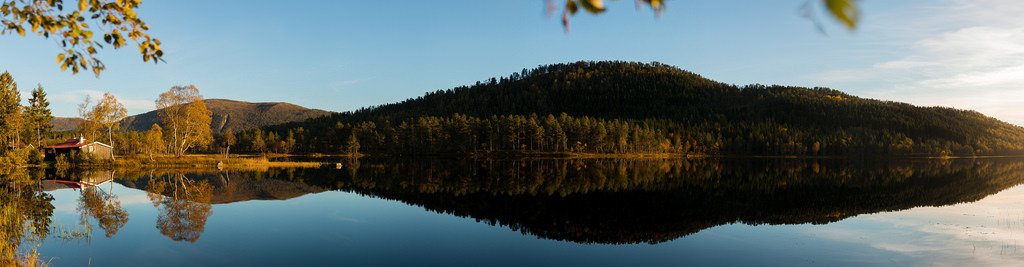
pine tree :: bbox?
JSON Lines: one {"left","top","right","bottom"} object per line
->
{"left": 0, "top": 71, "right": 23, "bottom": 148}
{"left": 346, "top": 132, "right": 360, "bottom": 156}
{"left": 251, "top": 130, "right": 266, "bottom": 153}
{"left": 145, "top": 124, "right": 165, "bottom": 160}
{"left": 26, "top": 85, "right": 53, "bottom": 147}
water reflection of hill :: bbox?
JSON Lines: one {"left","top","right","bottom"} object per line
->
{"left": 309, "top": 158, "right": 1024, "bottom": 244}
{"left": 117, "top": 171, "right": 328, "bottom": 204}
{"left": 104, "top": 158, "right": 1024, "bottom": 245}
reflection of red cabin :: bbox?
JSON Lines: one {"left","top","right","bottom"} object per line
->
{"left": 41, "top": 170, "right": 115, "bottom": 191}
{"left": 44, "top": 136, "right": 113, "bottom": 161}
{"left": 41, "top": 178, "right": 113, "bottom": 191}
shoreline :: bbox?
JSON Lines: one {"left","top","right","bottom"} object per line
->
{"left": 9, "top": 152, "right": 1024, "bottom": 171}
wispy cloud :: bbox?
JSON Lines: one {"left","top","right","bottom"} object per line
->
{"left": 806, "top": 186, "right": 1024, "bottom": 265}
{"left": 816, "top": 0, "right": 1024, "bottom": 125}
{"left": 51, "top": 89, "right": 155, "bottom": 116}
{"left": 330, "top": 77, "right": 374, "bottom": 91}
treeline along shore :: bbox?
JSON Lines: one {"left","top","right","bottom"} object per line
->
{"left": 5, "top": 61, "right": 1024, "bottom": 170}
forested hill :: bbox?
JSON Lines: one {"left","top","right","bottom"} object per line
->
{"left": 340, "top": 61, "right": 729, "bottom": 120}
{"left": 257, "top": 61, "right": 1024, "bottom": 156}
{"left": 121, "top": 99, "right": 333, "bottom": 134}
{"left": 50, "top": 117, "right": 85, "bottom": 132}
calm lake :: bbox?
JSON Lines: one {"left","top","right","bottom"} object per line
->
{"left": 7, "top": 158, "right": 1024, "bottom": 266}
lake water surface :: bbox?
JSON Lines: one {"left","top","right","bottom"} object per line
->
{"left": 7, "top": 158, "right": 1024, "bottom": 266}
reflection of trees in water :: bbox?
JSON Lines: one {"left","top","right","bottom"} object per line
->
{"left": 112, "top": 158, "right": 1024, "bottom": 245}
{"left": 120, "top": 169, "right": 326, "bottom": 204}
{"left": 77, "top": 185, "right": 128, "bottom": 238}
{"left": 146, "top": 177, "right": 167, "bottom": 208}
{"left": 312, "top": 158, "right": 1024, "bottom": 244}
{"left": 323, "top": 158, "right": 708, "bottom": 196}
{"left": 0, "top": 170, "right": 54, "bottom": 265}
{"left": 146, "top": 174, "right": 213, "bottom": 243}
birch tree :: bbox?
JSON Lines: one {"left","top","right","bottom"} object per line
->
{"left": 223, "top": 127, "right": 235, "bottom": 158}
{"left": 77, "top": 95, "right": 100, "bottom": 139}
{"left": 85, "top": 92, "right": 127, "bottom": 159}
{"left": 156, "top": 85, "right": 212, "bottom": 157}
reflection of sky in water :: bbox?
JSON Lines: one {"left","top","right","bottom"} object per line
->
{"left": 798, "top": 185, "right": 1024, "bottom": 266}
{"left": 35, "top": 182, "right": 1024, "bottom": 266}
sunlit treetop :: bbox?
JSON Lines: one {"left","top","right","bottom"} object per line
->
{"left": 0, "top": 0, "right": 163, "bottom": 77}
{"left": 554, "top": 0, "right": 859, "bottom": 32}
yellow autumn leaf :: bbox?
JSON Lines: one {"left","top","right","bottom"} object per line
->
{"left": 825, "top": 0, "right": 858, "bottom": 29}
{"left": 643, "top": 0, "right": 663, "bottom": 10}
{"left": 578, "top": 0, "right": 606, "bottom": 13}
{"left": 566, "top": 0, "right": 579, "bottom": 15}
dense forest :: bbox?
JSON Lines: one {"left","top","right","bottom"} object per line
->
{"left": 242, "top": 61, "right": 1024, "bottom": 157}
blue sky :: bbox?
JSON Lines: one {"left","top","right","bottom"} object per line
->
{"left": 1, "top": 0, "right": 1022, "bottom": 125}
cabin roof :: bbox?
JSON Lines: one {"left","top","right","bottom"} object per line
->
{"left": 41, "top": 179, "right": 112, "bottom": 191}
{"left": 44, "top": 137, "right": 113, "bottom": 149}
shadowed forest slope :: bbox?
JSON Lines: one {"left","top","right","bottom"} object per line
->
{"left": 258, "top": 61, "right": 1024, "bottom": 156}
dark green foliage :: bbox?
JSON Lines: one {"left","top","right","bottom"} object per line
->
{"left": 27, "top": 149, "right": 44, "bottom": 165}
{"left": 256, "top": 113, "right": 689, "bottom": 155}
{"left": 26, "top": 85, "right": 53, "bottom": 147}
{"left": 55, "top": 154, "right": 71, "bottom": 172}
{"left": 258, "top": 61, "right": 1024, "bottom": 156}
{"left": 0, "top": 147, "right": 30, "bottom": 166}
{"left": 0, "top": 71, "right": 21, "bottom": 148}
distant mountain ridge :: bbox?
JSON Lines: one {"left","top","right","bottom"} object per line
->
{"left": 119, "top": 99, "right": 333, "bottom": 134}
{"left": 50, "top": 117, "right": 85, "bottom": 132}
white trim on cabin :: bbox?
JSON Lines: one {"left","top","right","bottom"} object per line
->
{"left": 89, "top": 141, "right": 113, "bottom": 149}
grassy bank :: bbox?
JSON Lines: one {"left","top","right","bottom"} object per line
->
{"left": 20, "top": 152, "right": 1024, "bottom": 174}
{"left": 461, "top": 151, "right": 703, "bottom": 159}
{"left": 73, "top": 154, "right": 324, "bottom": 170}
